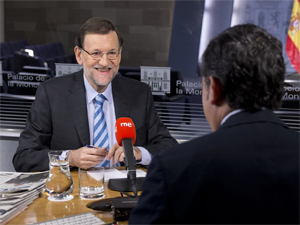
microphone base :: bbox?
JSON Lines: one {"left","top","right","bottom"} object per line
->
{"left": 108, "top": 177, "right": 145, "bottom": 193}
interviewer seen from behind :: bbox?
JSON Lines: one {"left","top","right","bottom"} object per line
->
{"left": 129, "top": 24, "right": 299, "bottom": 224}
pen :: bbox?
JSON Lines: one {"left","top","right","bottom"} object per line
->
{"left": 86, "top": 145, "right": 110, "bottom": 167}
{"left": 86, "top": 144, "right": 94, "bottom": 148}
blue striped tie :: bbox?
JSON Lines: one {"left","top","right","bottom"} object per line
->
{"left": 94, "top": 94, "right": 109, "bottom": 167}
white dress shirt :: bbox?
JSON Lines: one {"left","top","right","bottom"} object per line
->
{"left": 83, "top": 73, "right": 152, "bottom": 167}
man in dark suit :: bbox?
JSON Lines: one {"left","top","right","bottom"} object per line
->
{"left": 13, "top": 17, "right": 177, "bottom": 172}
{"left": 129, "top": 24, "right": 299, "bottom": 224}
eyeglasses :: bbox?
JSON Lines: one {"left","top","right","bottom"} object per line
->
{"left": 81, "top": 48, "right": 120, "bottom": 60}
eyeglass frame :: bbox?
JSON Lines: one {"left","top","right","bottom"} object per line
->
{"left": 81, "top": 48, "right": 120, "bottom": 60}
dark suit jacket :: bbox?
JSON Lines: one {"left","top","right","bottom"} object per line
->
{"left": 129, "top": 109, "right": 299, "bottom": 224}
{"left": 13, "top": 70, "right": 177, "bottom": 172}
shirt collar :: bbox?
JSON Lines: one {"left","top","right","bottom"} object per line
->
{"left": 221, "top": 109, "right": 243, "bottom": 126}
{"left": 83, "top": 73, "right": 113, "bottom": 104}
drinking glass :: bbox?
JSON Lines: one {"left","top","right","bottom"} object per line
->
{"left": 79, "top": 166, "right": 105, "bottom": 200}
{"left": 45, "top": 150, "right": 74, "bottom": 201}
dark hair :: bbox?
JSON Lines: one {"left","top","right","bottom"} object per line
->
{"left": 201, "top": 24, "right": 285, "bottom": 110}
{"left": 75, "top": 17, "right": 123, "bottom": 49}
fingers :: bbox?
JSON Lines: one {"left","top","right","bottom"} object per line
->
{"left": 69, "top": 144, "right": 143, "bottom": 169}
{"left": 133, "top": 146, "right": 142, "bottom": 161}
{"left": 86, "top": 160, "right": 96, "bottom": 169}
{"left": 69, "top": 146, "right": 108, "bottom": 168}
{"left": 86, "top": 145, "right": 108, "bottom": 156}
{"left": 114, "top": 149, "right": 125, "bottom": 165}
{"left": 80, "top": 160, "right": 94, "bottom": 169}
{"left": 107, "top": 143, "right": 125, "bottom": 164}
{"left": 107, "top": 144, "right": 142, "bottom": 165}
{"left": 107, "top": 143, "right": 119, "bottom": 162}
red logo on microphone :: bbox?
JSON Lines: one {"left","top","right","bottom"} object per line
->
{"left": 115, "top": 118, "right": 136, "bottom": 146}
{"left": 120, "top": 122, "right": 133, "bottom": 127}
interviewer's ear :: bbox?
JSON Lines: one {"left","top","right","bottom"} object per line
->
{"left": 209, "top": 76, "right": 223, "bottom": 106}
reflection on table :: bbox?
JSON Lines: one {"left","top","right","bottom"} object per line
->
{"left": 7, "top": 168, "right": 144, "bottom": 225}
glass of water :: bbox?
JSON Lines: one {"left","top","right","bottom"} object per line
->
{"left": 79, "top": 166, "right": 105, "bottom": 200}
{"left": 45, "top": 150, "right": 74, "bottom": 201}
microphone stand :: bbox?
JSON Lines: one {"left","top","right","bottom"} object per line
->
{"left": 108, "top": 139, "right": 144, "bottom": 196}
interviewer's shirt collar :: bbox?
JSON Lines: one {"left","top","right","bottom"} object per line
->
{"left": 221, "top": 109, "right": 243, "bottom": 126}
{"left": 83, "top": 73, "right": 113, "bottom": 104}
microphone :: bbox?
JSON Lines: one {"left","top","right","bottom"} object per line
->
{"left": 116, "top": 118, "right": 137, "bottom": 195}
{"left": 115, "top": 117, "right": 137, "bottom": 172}
{"left": 86, "top": 196, "right": 139, "bottom": 221}
{"left": 107, "top": 118, "right": 144, "bottom": 196}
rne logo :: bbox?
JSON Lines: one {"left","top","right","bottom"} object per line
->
{"left": 120, "top": 122, "right": 132, "bottom": 127}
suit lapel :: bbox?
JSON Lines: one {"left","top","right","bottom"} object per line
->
{"left": 112, "top": 76, "right": 131, "bottom": 119}
{"left": 66, "top": 70, "right": 90, "bottom": 145}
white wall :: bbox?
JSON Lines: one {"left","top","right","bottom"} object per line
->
{"left": 0, "top": 137, "right": 18, "bottom": 172}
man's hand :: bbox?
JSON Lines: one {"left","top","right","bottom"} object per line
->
{"left": 69, "top": 146, "right": 108, "bottom": 169}
{"left": 107, "top": 143, "right": 142, "bottom": 164}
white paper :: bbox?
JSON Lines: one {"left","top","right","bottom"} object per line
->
{"left": 86, "top": 171, "right": 104, "bottom": 181}
{"left": 103, "top": 169, "right": 126, "bottom": 182}
{"left": 118, "top": 169, "right": 147, "bottom": 178}
{"left": 103, "top": 169, "right": 147, "bottom": 182}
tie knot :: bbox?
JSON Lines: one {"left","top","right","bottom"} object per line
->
{"left": 95, "top": 94, "right": 106, "bottom": 106}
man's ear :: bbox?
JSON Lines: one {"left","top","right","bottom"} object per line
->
{"left": 74, "top": 46, "right": 83, "bottom": 65}
{"left": 209, "top": 76, "right": 223, "bottom": 105}
{"left": 118, "top": 46, "right": 122, "bottom": 63}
